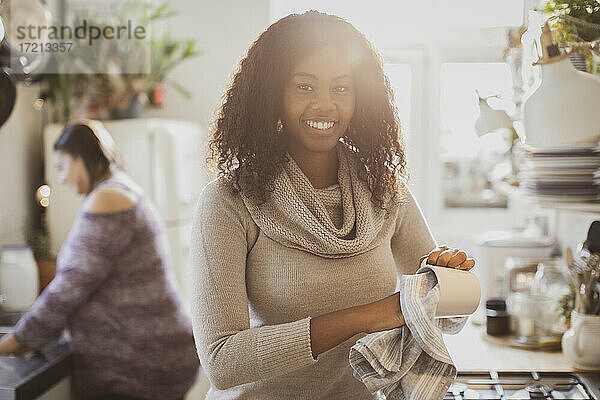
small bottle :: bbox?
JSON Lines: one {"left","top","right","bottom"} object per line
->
{"left": 486, "top": 298, "right": 510, "bottom": 336}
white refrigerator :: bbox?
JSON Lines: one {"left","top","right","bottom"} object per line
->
{"left": 43, "top": 118, "right": 208, "bottom": 303}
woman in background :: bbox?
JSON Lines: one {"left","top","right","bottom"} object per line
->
{"left": 0, "top": 120, "right": 200, "bottom": 400}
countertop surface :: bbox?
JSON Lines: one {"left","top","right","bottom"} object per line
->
{"left": 0, "top": 337, "right": 72, "bottom": 400}
{"left": 445, "top": 319, "right": 574, "bottom": 371}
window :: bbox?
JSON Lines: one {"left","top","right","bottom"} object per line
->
{"left": 383, "top": 63, "right": 411, "bottom": 142}
{"left": 440, "top": 62, "right": 515, "bottom": 208}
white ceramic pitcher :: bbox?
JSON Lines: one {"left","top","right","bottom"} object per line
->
{"left": 0, "top": 245, "right": 39, "bottom": 312}
{"left": 561, "top": 311, "right": 600, "bottom": 371}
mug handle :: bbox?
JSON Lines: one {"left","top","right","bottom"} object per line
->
{"left": 574, "top": 319, "right": 587, "bottom": 358}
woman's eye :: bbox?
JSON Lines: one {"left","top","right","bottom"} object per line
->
{"left": 297, "top": 84, "right": 313, "bottom": 91}
{"left": 334, "top": 86, "right": 349, "bottom": 93}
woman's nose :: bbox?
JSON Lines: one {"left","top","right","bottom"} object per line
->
{"left": 311, "top": 91, "right": 335, "bottom": 111}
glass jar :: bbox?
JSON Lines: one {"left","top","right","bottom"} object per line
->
{"left": 507, "top": 292, "right": 555, "bottom": 345}
{"left": 530, "top": 261, "right": 570, "bottom": 337}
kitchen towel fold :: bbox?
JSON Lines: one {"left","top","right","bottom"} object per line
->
{"left": 349, "top": 271, "right": 459, "bottom": 400}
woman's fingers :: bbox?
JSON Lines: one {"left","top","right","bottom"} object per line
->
{"left": 456, "top": 258, "right": 475, "bottom": 270}
{"left": 437, "top": 249, "right": 458, "bottom": 267}
{"left": 426, "top": 246, "right": 449, "bottom": 265}
{"left": 447, "top": 251, "right": 467, "bottom": 267}
{"left": 423, "top": 245, "right": 475, "bottom": 270}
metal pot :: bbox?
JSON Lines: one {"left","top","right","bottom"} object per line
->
{"left": 0, "top": 66, "right": 16, "bottom": 128}
{"left": 0, "top": 0, "right": 53, "bottom": 79}
{"left": 0, "top": 16, "right": 15, "bottom": 128}
{"left": 0, "top": 0, "right": 53, "bottom": 128}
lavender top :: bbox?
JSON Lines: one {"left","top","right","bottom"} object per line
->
{"left": 14, "top": 179, "right": 200, "bottom": 400}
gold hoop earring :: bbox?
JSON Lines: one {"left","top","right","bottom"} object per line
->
{"left": 276, "top": 119, "right": 284, "bottom": 134}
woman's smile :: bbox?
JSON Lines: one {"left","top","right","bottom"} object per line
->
{"left": 302, "top": 119, "right": 338, "bottom": 135}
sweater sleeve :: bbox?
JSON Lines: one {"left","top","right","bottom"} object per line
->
{"left": 190, "top": 180, "right": 317, "bottom": 391}
{"left": 13, "top": 210, "right": 135, "bottom": 350}
{"left": 390, "top": 185, "right": 437, "bottom": 276}
{"left": 390, "top": 185, "right": 467, "bottom": 334}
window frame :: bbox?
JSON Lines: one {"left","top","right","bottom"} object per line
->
{"left": 384, "top": 43, "right": 522, "bottom": 247}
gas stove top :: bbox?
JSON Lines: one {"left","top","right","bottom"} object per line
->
{"left": 444, "top": 371, "right": 600, "bottom": 399}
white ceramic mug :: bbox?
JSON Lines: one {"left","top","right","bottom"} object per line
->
{"left": 415, "top": 259, "right": 481, "bottom": 317}
{"left": 561, "top": 311, "right": 600, "bottom": 371}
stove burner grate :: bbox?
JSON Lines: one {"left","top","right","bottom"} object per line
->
{"left": 444, "top": 371, "right": 595, "bottom": 400}
{"left": 525, "top": 383, "right": 553, "bottom": 399}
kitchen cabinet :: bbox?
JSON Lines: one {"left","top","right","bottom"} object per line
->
{"left": 34, "top": 377, "right": 71, "bottom": 400}
{"left": 0, "top": 339, "right": 72, "bottom": 400}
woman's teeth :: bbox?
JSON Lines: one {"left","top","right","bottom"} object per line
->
{"left": 305, "top": 120, "right": 335, "bottom": 130}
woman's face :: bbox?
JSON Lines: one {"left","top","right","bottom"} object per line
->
{"left": 53, "top": 150, "right": 90, "bottom": 195}
{"left": 282, "top": 44, "right": 355, "bottom": 158}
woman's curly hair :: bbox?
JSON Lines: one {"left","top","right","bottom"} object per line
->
{"left": 208, "top": 10, "right": 408, "bottom": 212}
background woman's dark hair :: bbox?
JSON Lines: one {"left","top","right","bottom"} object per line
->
{"left": 208, "top": 10, "right": 407, "bottom": 211}
{"left": 54, "top": 123, "right": 123, "bottom": 194}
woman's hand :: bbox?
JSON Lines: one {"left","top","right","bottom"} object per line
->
{"left": 419, "top": 245, "right": 475, "bottom": 271}
{"left": 0, "top": 334, "right": 21, "bottom": 355}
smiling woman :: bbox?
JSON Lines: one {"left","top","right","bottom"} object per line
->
{"left": 191, "top": 10, "right": 475, "bottom": 400}
{"left": 208, "top": 10, "right": 404, "bottom": 209}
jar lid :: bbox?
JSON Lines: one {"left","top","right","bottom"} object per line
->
{"left": 486, "top": 298, "right": 507, "bottom": 311}
{"left": 486, "top": 309, "right": 509, "bottom": 318}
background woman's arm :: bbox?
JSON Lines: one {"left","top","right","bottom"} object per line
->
{"left": 11, "top": 194, "right": 134, "bottom": 351}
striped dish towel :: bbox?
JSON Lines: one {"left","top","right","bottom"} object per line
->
{"left": 349, "top": 271, "right": 466, "bottom": 400}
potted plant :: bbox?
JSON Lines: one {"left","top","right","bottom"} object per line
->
{"left": 543, "top": 0, "right": 600, "bottom": 74}
{"left": 26, "top": 213, "right": 56, "bottom": 294}
{"left": 558, "top": 282, "right": 576, "bottom": 329}
{"left": 41, "top": 1, "right": 201, "bottom": 122}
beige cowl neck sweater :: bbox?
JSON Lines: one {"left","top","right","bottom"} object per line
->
{"left": 240, "top": 142, "right": 393, "bottom": 258}
{"left": 190, "top": 143, "right": 439, "bottom": 399}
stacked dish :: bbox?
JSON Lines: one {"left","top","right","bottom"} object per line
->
{"left": 518, "top": 142, "right": 600, "bottom": 202}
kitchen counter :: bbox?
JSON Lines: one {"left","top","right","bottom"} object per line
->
{"left": 0, "top": 337, "right": 72, "bottom": 400}
{"left": 444, "top": 319, "right": 573, "bottom": 371}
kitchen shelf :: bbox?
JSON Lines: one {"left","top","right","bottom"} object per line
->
{"left": 495, "top": 182, "right": 600, "bottom": 214}
{"left": 536, "top": 201, "right": 600, "bottom": 214}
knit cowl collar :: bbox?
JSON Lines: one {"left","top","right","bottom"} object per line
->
{"left": 240, "top": 142, "right": 398, "bottom": 258}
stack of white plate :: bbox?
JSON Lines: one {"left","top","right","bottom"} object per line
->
{"left": 518, "top": 143, "right": 600, "bottom": 202}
